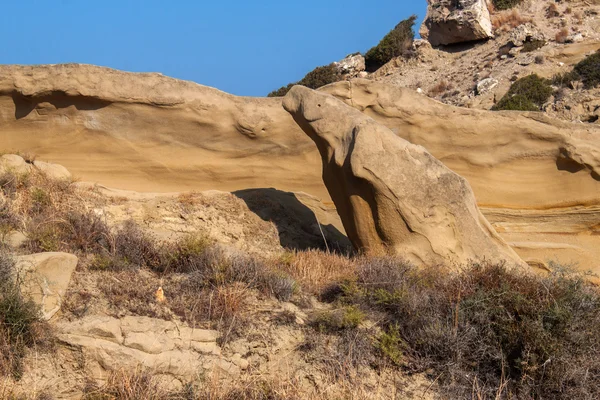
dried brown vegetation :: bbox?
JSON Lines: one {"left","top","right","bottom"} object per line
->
{"left": 491, "top": 9, "right": 532, "bottom": 32}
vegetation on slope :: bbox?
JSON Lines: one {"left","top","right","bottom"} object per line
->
{"left": 365, "top": 14, "right": 416, "bottom": 72}
{"left": 267, "top": 64, "right": 341, "bottom": 97}
{"left": 493, "top": 74, "right": 553, "bottom": 111}
{"left": 3, "top": 164, "right": 600, "bottom": 399}
{"left": 0, "top": 250, "right": 52, "bottom": 380}
{"left": 308, "top": 258, "right": 600, "bottom": 399}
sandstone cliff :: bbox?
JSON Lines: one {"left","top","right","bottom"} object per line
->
{"left": 1, "top": 64, "right": 598, "bottom": 273}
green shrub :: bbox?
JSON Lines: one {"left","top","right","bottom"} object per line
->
{"left": 268, "top": 64, "right": 341, "bottom": 97}
{"left": 310, "top": 306, "right": 365, "bottom": 333}
{"left": 493, "top": 94, "right": 540, "bottom": 111}
{"left": 376, "top": 324, "right": 404, "bottom": 366}
{"left": 493, "top": 0, "right": 524, "bottom": 10}
{"left": 493, "top": 74, "right": 553, "bottom": 111}
{"left": 365, "top": 15, "right": 416, "bottom": 72}
{"left": 552, "top": 70, "right": 581, "bottom": 88}
{"left": 574, "top": 50, "right": 600, "bottom": 88}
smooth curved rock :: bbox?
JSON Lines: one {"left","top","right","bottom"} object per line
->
{"left": 0, "top": 154, "right": 31, "bottom": 175}
{"left": 420, "top": 0, "right": 494, "bottom": 46}
{"left": 283, "top": 85, "right": 525, "bottom": 268}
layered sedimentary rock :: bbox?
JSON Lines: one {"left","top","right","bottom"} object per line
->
{"left": 282, "top": 85, "right": 525, "bottom": 268}
{"left": 0, "top": 64, "right": 598, "bottom": 272}
{"left": 420, "top": 0, "right": 494, "bottom": 46}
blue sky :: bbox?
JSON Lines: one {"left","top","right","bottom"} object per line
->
{"left": 0, "top": 0, "right": 425, "bottom": 96}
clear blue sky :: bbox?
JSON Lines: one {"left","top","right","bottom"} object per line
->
{"left": 0, "top": 0, "right": 425, "bottom": 96}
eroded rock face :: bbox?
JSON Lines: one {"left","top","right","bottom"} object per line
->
{"left": 57, "top": 315, "right": 245, "bottom": 382}
{"left": 283, "top": 85, "right": 525, "bottom": 268}
{"left": 420, "top": 0, "right": 493, "bottom": 46}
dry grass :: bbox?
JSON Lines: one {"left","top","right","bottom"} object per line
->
{"left": 491, "top": 9, "right": 532, "bottom": 32}
{"left": 428, "top": 80, "right": 454, "bottom": 97}
{"left": 277, "top": 250, "right": 355, "bottom": 296}
{"left": 83, "top": 368, "right": 305, "bottom": 400}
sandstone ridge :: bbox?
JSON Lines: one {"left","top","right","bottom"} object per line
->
{"left": 283, "top": 85, "right": 525, "bottom": 268}
{"left": 1, "top": 64, "right": 599, "bottom": 272}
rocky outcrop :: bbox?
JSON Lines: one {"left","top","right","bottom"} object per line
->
{"left": 15, "top": 252, "right": 78, "bottom": 320}
{"left": 57, "top": 315, "right": 245, "bottom": 382}
{"left": 283, "top": 85, "right": 525, "bottom": 268}
{"left": 420, "top": 0, "right": 494, "bottom": 46}
{"left": 334, "top": 54, "right": 366, "bottom": 78}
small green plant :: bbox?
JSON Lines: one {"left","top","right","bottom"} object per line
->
{"left": 493, "top": 74, "right": 553, "bottom": 111}
{"left": 365, "top": 15, "right": 416, "bottom": 72}
{"left": 268, "top": 64, "right": 341, "bottom": 97}
{"left": 493, "top": 0, "right": 524, "bottom": 10}
{"left": 376, "top": 324, "right": 404, "bottom": 365}
{"left": 310, "top": 306, "right": 364, "bottom": 333}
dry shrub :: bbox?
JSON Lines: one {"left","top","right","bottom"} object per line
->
{"left": 555, "top": 27, "right": 569, "bottom": 43}
{"left": 546, "top": 3, "right": 560, "bottom": 18}
{"left": 277, "top": 250, "right": 356, "bottom": 296}
{"left": 491, "top": 9, "right": 531, "bottom": 32}
{"left": 332, "top": 259, "right": 600, "bottom": 399}
{"left": 96, "top": 269, "right": 172, "bottom": 321}
{"left": 84, "top": 368, "right": 304, "bottom": 400}
{"left": 428, "top": 80, "right": 454, "bottom": 97}
{"left": 83, "top": 368, "right": 170, "bottom": 400}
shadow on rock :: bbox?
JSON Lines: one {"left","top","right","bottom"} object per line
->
{"left": 233, "top": 188, "right": 351, "bottom": 253}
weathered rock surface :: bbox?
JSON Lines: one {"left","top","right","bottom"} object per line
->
{"left": 15, "top": 252, "right": 78, "bottom": 320}
{"left": 420, "top": 0, "right": 494, "bottom": 46}
{"left": 283, "top": 85, "right": 525, "bottom": 268}
{"left": 57, "top": 315, "right": 243, "bottom": 381}
{"left": 1, "top": 65, "right": 599, "bottom": 273}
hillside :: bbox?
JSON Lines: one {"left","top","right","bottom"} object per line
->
{"left": 1, "top": 1, "right": 600, "bottom": 399}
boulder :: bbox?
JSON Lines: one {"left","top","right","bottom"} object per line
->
{"left": 15, "top": 252, "right": 78, "bottom": 320}
{"left": 507, "top": 23, "right": 545, "bottom": 47}
{"left": 420, "top": 0, "right": 493, "bottom": 46}
{"left": 283, "top": 85, "right": 525, "bottom": 268}
{"left": 33, "top": 160, "right": 72, "bottom": 180}
{"left": 476, "top": 77, "right": 499, "bottom": 95}
{"left": 0, "top": 154, "right": 32, "bottom": 175}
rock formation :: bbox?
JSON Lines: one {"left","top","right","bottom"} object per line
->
{"left": 420, "top": 0, "right": 494, "bottom": 46}
{"left": 57, "top": 315, "right": 245, "bottom": 382}
{"left": 1, "top": 65, "right": 599, "bottom": 273}
{"left": 283, "top": 85, "right": 525, "bottom": 268}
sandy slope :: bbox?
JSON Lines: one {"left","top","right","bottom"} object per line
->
{"left": 0, "top": 64, "right": 598, "bottom": 273}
